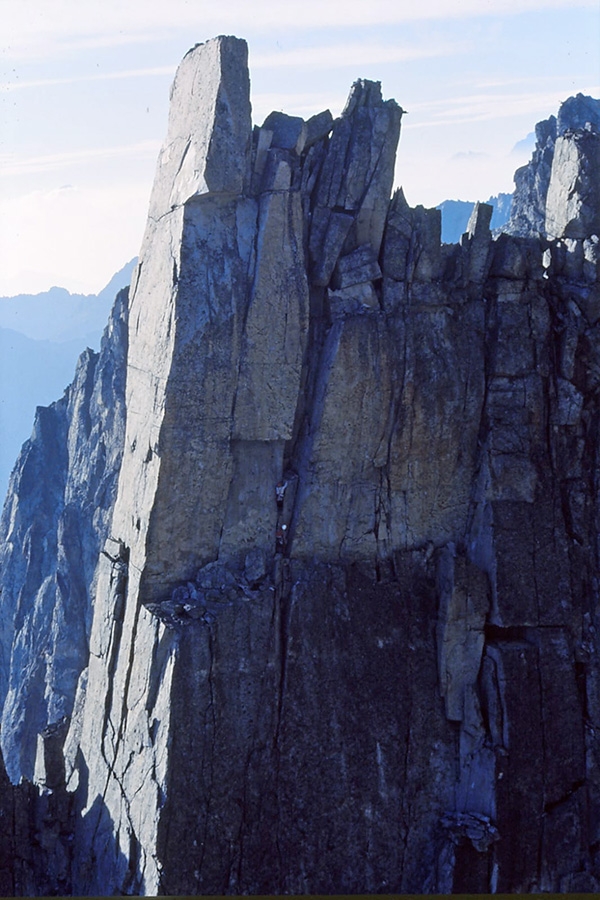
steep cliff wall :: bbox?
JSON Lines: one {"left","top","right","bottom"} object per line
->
{"left": 1, "top": 36, "right": 600, "bottom": 895}
{"left": 0, "top": 290, "right": 127, "bottom": 782}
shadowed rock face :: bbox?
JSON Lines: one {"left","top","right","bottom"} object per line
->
{"left": 0, "top": 35, "right": 599, "bottom": 894}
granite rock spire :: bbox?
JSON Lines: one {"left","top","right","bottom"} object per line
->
{"left": 0, "top": 36, "right": 599, "bottom": 895}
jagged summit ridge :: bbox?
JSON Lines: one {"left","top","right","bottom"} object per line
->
{"left": 506, "top": 92, "right": 600, "bottom": 240}
{"left": 0, "top": 36, "right": 599, "bottom": 895}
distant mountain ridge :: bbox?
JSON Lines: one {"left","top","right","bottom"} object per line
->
{"left": 437, "top": 193, "right": 513, "bottom": 243}
{"left": 0, "top": 258, "right": 137, "bottom": 343}
{"left": 0, "top": 258, "right": 136, "bottom": 502}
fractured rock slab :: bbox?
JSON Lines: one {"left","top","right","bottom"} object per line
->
{"left": 233, "top": 190, "right": 309, "bottom": 442}
{"left": 313, "top": 79, "right": 403, "bottom": 260}
{"left": 545, "top": 129, "right": 600, "bottom": 240}
{"left": 332, "top": 243, "right": 382, "bottom": 290}
{"left": 149, "top": 36, "right": 252, "bottom": 216}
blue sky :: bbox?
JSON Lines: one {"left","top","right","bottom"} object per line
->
{"left": 1, "top": 0, "right": 598, "bottom": 296}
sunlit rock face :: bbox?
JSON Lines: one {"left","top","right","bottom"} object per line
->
{"left": 507, "top": 92, "right": 600, "bottom": 242}
{"left": 545, "top": 126, "right": 600, "bottom": 240}
{"left": 1, "top": 36, "right": 599, "bottom": 895}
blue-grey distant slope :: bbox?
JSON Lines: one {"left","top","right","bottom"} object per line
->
{"left": 0, "top": 290, "right": 128, "bottom": 783}
{"left": 437, "top": 193, "right": 512, "bottom": 244}
{"left": 0, "top": 258, "right": 136, "bottom": 501}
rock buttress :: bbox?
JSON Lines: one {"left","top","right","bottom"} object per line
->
{"left": 2, "top": 34, "right": 599, "bottom": 894}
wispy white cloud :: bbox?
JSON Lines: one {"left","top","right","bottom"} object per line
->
{"left": 0, "top": 141, "right": 161, "bottom": 177}
{"left": 0, "top": 67, "right": 175, "bottom": 93}
{"left": 0, "top": 38, "right": 461, "bottom": 93}
{"left": 474, "top": 75, "right": 567, "bottom": 90}
{"left": 251, "top": 40, "right": 465, "bottom": 70}
{"left": 2, "top": 0, "right": 598, "bottom": 60}
{"left": 404, "top": 84, "right": 600, "bottom": 129}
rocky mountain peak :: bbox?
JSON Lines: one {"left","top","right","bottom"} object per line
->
{"left": 557, "top": 92, "right": 600, "bottom": 135}
{"left": 0, "top": 36, "right": 599, "bottom": 895}
{"left": 506, "top": 92, "right": 600, "bottom": 240}
{"left": 148, "top": 34, "right": 251, "bottom": 218}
